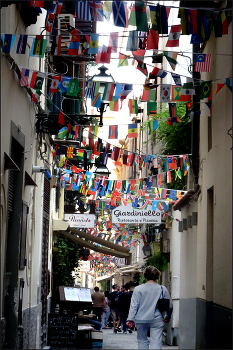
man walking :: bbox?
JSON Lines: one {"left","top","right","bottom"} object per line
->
{"left": 108, "top": 284, "right": 121, "bottom": 333}
{"left": 118, "top": 285, "right": 133, "bottom": 334}
{"left": 91, "top": 286, "right": 106, "bottom": 322}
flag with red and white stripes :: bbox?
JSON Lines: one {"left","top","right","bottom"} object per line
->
{"left": 20, "top": 68, "right": 30, "bottom": 87}
{"left": 195, "top": 54, "right": 211, "bottom": 72}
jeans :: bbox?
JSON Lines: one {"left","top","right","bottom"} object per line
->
{"left": 86, "top": 318, "right": 102, "bottom": 330}
{"left": 102, "top": 309, "right": 111, "bottom": 327}
{"left": 136, "top": 320, "right": 164, "bottom": 349}
{"left": 121, "top": 311, "right": 128, "bottom": 332}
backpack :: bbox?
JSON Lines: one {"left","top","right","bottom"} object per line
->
{"left": 109, "top": 291, "right": 120, "bottom": 308}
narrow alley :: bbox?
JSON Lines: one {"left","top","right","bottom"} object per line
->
{"left": 101, "top": 328, "right": 178, "bottom": 349}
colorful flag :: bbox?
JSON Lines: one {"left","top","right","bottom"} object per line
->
{"left": 51, "top": 35, "right": 61, "bottom": 56}
{"left": 89, "top": 125, "right": 98, "bottom": 139}
{"left": 119, "top": 84, "right": 133, "bottom": 100}
{"left": 199, "top": 81, "right": 212, "bottom": 99}
{"left": 16, "top": 35, "right": 28, "bottom": 54}
{"left": 132, "top": 49, "right": 145, "bottom": 65}
{"left": 195, "top": 53, "right": 211, "bottom": 72}
{"left": 214, "top": 83, "right": 225, "bottom": 95}
{"left": 1, "top": 34, "right": 16, "bottom": 53}
{"left": 128, "top": 124, "right": 138, "bottom": 138}
{"left": 91, "top": 93, "right": 102, "bottom": 108}
{"left": 163, "top": 51, "right": 178, "bottom": 71}
{"left": 58, "top": 111, "right": 65, "bottom": 125}
{"left": 58, "top": 126, "right": 68, "bottom": 139}
{"left": 52, "top": 0, "right": 63, "bottom": 14}
{"left": 108, "top": 32, "right": 119, "bottom": 53}
{"left": 226, "top": 77, "right": 232, "bottom": 92}
{"left": 68, "top": 33, "right": 80, "bottom": 55}
{"left": 50, "top": 76, "right": 60, "bottom": 93}
{"left": 89, "top": 1, "right": 104, "bottom": 21}
{"left": 30, "top": 71, "right": 44, "bottom": 90}
{"left": 112, "top": 1, "right": 126, "bottom": 27}
{"left": 148, "top": 120, "right": 158, "bottom": 135}
{"left": 166, "top": 25, "right": 182, "bottom": 47}
{"left": 167, "top": 171, "right": 172, "bottom": 183}
{"left": 96, "top": 45, "right": 112, "bottom": 64}
{"left": 126, "top": 31, "right": 138, "bottom": 51}
{"left": 204, "top": 102, "right": 212, "bottom": 117}
{"left": 20, "top": 68, "right": 30, "bottom": 87}
{"left": 169, "top": 103, "right": 177, "bottom": 118}
{"left": 45, "top": 12, "right": 55, "bottom": 33}
{"left": 67, "top": 147, "right": 74, "bottom": 158}
{"left": 67, "top": 79, "right": 80, "bottom": 97}
{"left": 175, "top": 168, "right": 182, "bottom": 180}
{"left": 147, "top": 101, "right": 157, "bottom": 116}
{"left": 141, "top": 89, "right": 156, "bottom": 102}
{"left": 182, "top": 80, "right": 195, "bottom": 95}
{"left": 76, "top": 1, "right": 91, "bottom": 21}
{"left": 78, "top": 149, "right": 84, "bottom": 160}
{"left": 88, "top": 34, "right": 99, "bottom": 54}
{"left": 146, "top": 29, "right": 159, "bottom": 50}
{"left": 30, "top": 35, "right": 47, "bottom": 58}
{"left": 102, "top": 83, "right": 115, "bottom": 102}
{"left": 128, "top": 99, "right": 138, "bottom": 114}
{"left": 144, "top": 84, "right": 158, "bottom": 91}
{"left": 109, "top": 97, "right": 119, "bottom": 111}
{"left": 171, "top": 85, "right": 191, "bottom": 101}
{"left": 137, "top": 62, "right": 148, "bottom": 76}
{"left": 128, "top": 1, "right": 148, "bottom": 32}
{"left": 118, "top": 52, "right": 129, "bottom": 67}
{"left": 85, "top": 80, "right": 96, "bottom": 99}
{"left": 149, "top": 67, "right": 167, "bottom": 79}
{"left": 171, "top": 73, "right": 182, "bottom": 86}
{"left": 156, "top": 4, "right": 169, "bottom": 34}
{"left": 160, "top": 84, "right": 171, "bottom": 103}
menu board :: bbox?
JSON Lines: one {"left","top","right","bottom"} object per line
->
{"left": 63, "top": 287, "right": 92, "bottom": 302}
{"left": 48, "top": 314, "right": 78, "bottom": 349}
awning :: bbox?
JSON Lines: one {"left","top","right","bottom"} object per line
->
{"left": 95, "top": 273, "right": 116, "bottom": 282}
{"left": 173, "top": 190, "right": 196, "bottom": 211}
{"left": 118, "top": 263, "right": 141, "bottom": 275}
{"left": 53, "top": 220, "right": 130, "bottom": 258}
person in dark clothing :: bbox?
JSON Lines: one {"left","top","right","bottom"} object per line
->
{"left": 107, "top": 284, "right": 121, "bottom": 333}
{"left": 118, "top": 285, "right": 133, "bottom": 333}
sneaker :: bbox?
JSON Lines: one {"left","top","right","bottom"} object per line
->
{"left": 128, "top": 329, "right": 133, "bottom": 333}
{"left": 114, "top": 329, "right": 117, "bottom": 333}
{"left": 123, "top": 331, "right": 127, "bottom": 334}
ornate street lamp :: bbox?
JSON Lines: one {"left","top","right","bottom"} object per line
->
{"left": 142, "top": 244, "right": 151, "bottom": 257}
{"left": 93, "top": 164, "right": 111, "bottom": 178}
{"left": 92, "top": 65, "right": 115, "bottom": 127}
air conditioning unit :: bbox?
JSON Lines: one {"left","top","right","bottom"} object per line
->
{"left": 57, "top": 14, "right": 75, "bottom": 50}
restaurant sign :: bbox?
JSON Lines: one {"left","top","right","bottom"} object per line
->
{"left": 112, "top": 204, "right": 161, "bottom": 224}
{"left": 64, "top": 214, "right": 95, "bottom": 228}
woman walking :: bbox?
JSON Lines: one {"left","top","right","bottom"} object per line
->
{"left": 126, "top": 266, "right": 173, "bottom": 349}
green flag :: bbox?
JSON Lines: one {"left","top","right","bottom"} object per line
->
{"left": 66, "top": 79, "right": 80, "bottom": 97}
{"left": 199, "top": 81, "right": 212, "bottom": 99}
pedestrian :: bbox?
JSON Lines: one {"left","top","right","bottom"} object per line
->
{"left": 126, "top": 266, "right": 173, "bottom": 349}
{"left": 102, "top": 291, "right": 111, "bottom": 328}
{"left": 107, "top": 284, "right": 121, "bottom": 333}
{"left": 91, "top": 286, "right": 106, "bottom": 322}
{"left": 118, "top": 285, "right": 133, "bottom": 334}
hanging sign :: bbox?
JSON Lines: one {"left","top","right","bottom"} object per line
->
{"left": 64, "top": 214, "right": 95, "bottom": 228}
{"left": 114, "top": 257, "right": 125, "bottom": 266}
{"left": 112, "top": 204, "right": 161, "bottom": 224}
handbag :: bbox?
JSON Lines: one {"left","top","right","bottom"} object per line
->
{"left": 157, "top": 286, "right": 170, "bottom": 314}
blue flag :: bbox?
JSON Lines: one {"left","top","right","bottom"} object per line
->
{"left": 112, "top": 1, "right": 126, "bottom": 27}
{"left": 2, "top": 34, "right": 16, "bottom": 53}
{"left": 16, "top": 35, "right": 28, "bottom": 54}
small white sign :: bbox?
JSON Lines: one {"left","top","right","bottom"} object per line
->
{"left": 114, "top": 257, "right": 125, "bottom": 267}
{"left": 64, "top": 214, "right": 95, "bottom": 228}
{"left": 78, "top": 260, "right": 90, "bottom": 272}
{"left": 64, "top": 287, "right": 92, "bottom": 302}
{"left": 112, "top": 204, "right": 161, "bottom": 224}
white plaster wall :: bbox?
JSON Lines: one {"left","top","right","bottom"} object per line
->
{"left": 197, "top": 23, "right": 232, "bottom": 309}
{"left": 1, "top": 3, "right": 48, "bottom": 321}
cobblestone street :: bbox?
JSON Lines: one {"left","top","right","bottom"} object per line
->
{"left": 102, "top": 328, "right": 178, "bottom": 349}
